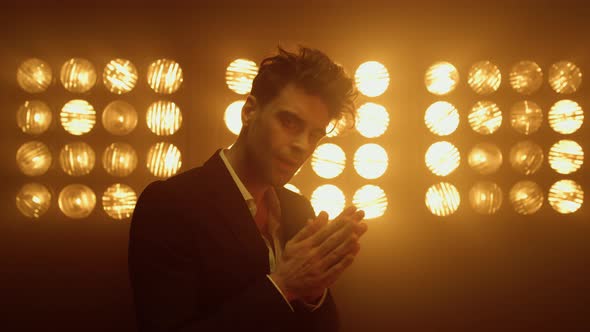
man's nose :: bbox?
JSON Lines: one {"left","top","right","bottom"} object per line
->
{"left": 291, "top": 132, "right": 312, "bottom": 155}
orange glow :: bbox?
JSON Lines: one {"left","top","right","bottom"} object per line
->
{"left": 146, "top": 142, "right": 182, "bottom": 178}
{"left": 59, "top": 142, "right": 95, "bottom": 176}
{"left": 102, "top": 101, "right": 138, "bottom": 136}
{"left": 509, "top": 60, "right": 543, "bottom": 95}
{"left": 509, "top": 181, "right": 543, "bottom": 215}
{"left": 102, "top": 184, "right": 137, "bottom": 220}
{"left": 17, "top": 58, "right": 52, "bottom": 93}
{"left": 146, "top": 100, "right": 183, "bottom": 136}
{"left": 469, "top": 181, "right": 503, "bottom": 215}
{"left": 147, "top": 59, "right": 183, "bottom": 94}
{"left": 17, "top": 100, "right": 52, "bottom": 135}
{"left": 60, "top": 58, "right": 97, "bottom": 93}
{"left": 16, "top": 141, "right": 52, "bottom": 176}
{"left": 468, "top": 142, "right": 503, "bottom": 175}
{"left": 102, "top": 143, "right": 138, "bottom": 177}
{"left": 103, "top": 58, "right": 138, "bottom": 94}
{"left": 16, "top": 183, "right": 52, "bottom": 218}
{"left": 509, "top": 141, "right": 544, "bottom": 175}
{"left": 548, "top": 61, "right": 582, "bottom": 94}
{"left": 468, "top": 61, "right": 501, "bottom": 95}
{"left": 510, "top": 101, "right": 543, "bottom": 135}
{"left": 58, "top": 184, "right": 96, "bottom": 218}
{"left": 468, "top": 101, "right": 502, "bottom": 135}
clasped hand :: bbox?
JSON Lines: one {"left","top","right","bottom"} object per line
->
{"left": 270, "top": 206, "right": 368, "bottom": 303}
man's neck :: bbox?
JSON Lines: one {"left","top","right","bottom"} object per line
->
{"left": 225, "top": 142, "right": 270, "bottom": 205}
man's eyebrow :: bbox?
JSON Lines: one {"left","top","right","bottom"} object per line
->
{"left": 278, "top": 110, "right": 304, "bottom": 123}
{"left": 278, "top": 109, "right": 326, "bottom": 135}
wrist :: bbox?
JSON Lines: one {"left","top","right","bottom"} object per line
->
{"left": 269, "top": 273, "right": 297, "bottom": 302}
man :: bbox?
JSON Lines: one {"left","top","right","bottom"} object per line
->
{"left": 128, "top": 46, "right": 368, "bottom": 332}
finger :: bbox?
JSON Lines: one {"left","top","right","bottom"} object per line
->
{"left": 316, "top": 220, "right": 356, "bottom": 258}
{"left": 308, "top": 207, "right": 358, "bottom": 246}
{"left": 291, "top": 218, "right": 322, "bottom": 242}
{"left": 353, "top": 209, "right": 365, "bottom": 222}
{"left": 353, "top": 222, "right": 368, "bottom": 236}
{"left": 309, "top": 214, "right": 354, "bottom": 247}
{"left": 334, "top": 206, "right": 357, "bottom": 221}
{"left": 320, "top": 253, "right": 356, "bottom": 287}
{"left": 319, "top": 234, "right": 359, "bottom": 270}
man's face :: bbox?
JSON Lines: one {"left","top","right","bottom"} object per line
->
{"left": 243, "top": 83, "right": 331, "bottom": 187}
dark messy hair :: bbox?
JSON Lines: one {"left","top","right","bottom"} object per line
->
{"left": 250, "top": 46, "right": 357, "bottom": 130}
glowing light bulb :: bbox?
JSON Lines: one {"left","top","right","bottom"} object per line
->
{"left": 509, "top": 61, "right": 543, "bottom": 95}
{"left": 354, "top": 144, "right": 388, "bottom": 179}
{"left": 548, "top": 61, "right": 582, "bottom": 94}
{"left": 548, "top": 179, "right": 583, "bottom": 214}
{"left": 424, "top": 101, "right": 459, "bottom": 136}
{"left": 60, "top": 58, "right": 97, "bottom": 93}
{"left": 425, "top": 141, "right": 460, "bottom": 176}
{"left": 147, "top": 58, "right": 183, "bottom": 94}
{"left": 352, "top": 185, "right": 388, "bottom": 219}
{"left": 425, "top": 182, "right": 460, "bottom": 216}
{"left": 58, "top": 184, "right": 96, "bottom": 218}
{"left": 16, "top": 141, "right": 52, "bottom": 176}
{"left": 310, "top": 184, "right": 346, "bottom": 219}
{"left": 468, "top": 101, "right": 502, "bottom": 135}
{"left": 509, "top": 181, "right": 543, "bottom": 215}
{"left": 16, "top": 183, "right": 52, "bottom": 218}
{"left": 355, "top": 61, "right": 390, "bottom": 97}
{"left": 17, "top": 100, "right": 52, "bottom": 135}
{"left": 468, "top": 61, "right": 501, "bottom": 95}
{"left": 510, "top": 101, "right": 543, "bottom": 135}
{"left": 103, "top": 58, "right": 138, "bottom": 94}
{"left": 226, "top": 59, "right": 258, "bottom": 94}
{"left": 355, "top": 102, "right": 389, "bottom": 138}
{"left": 102, "top": 183, "right": 137, "bottom": 220}
{"left": 311, "top": 143, "right": 346, "bottom": 179}
{"left": 469, "top": 181, "right": 502, "bottom": 214}
{"left": 17, "top": 58, "right": 52, "bottom": 93}
{"left": 425, "top": 62, "right": 459, "bottom": 95}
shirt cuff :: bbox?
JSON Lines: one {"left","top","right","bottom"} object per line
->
{"left": 301, "top": 288, "right": 328, "bottom": 312}
{"left": 266, "top": 274, "right": 294, "bottom": 312}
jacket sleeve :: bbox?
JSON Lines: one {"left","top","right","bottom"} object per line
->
{"left": 128, "top": 181, "right": 298, "bottom": 332}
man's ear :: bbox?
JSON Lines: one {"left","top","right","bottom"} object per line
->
{"left": 241, "top": 95, "right": 258, "bottom": 128}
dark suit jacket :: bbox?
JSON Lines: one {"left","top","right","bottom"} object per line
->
{"left": 128, "top": 150, "right": 340, "bottom": 332}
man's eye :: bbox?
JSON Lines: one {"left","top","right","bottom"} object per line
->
{"left": 282, "top": 117, "right": 296, "bottom": 129}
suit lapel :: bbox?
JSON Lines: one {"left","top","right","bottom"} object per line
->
{"left": 200, "top": 150, "right": 270, "bottom": 270}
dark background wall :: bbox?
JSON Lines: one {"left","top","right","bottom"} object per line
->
{"left": 1, "top": 1, "right": 589, "bottom": 331}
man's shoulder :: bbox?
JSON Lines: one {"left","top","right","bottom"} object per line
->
{"left": 139, "top": 165, "right": 207, "bottom": 201}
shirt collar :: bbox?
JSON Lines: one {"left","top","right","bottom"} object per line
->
{"left": 219, "top": 149, "right": 254, "bottom": 202}
{"left": 219, "top": 149, "right": 282, "bottom": 223}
